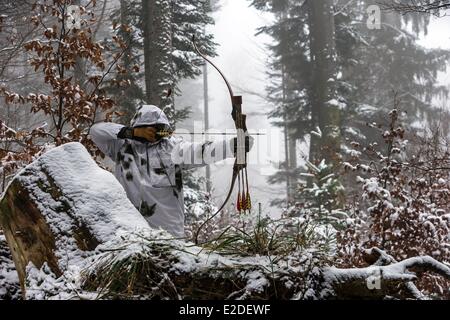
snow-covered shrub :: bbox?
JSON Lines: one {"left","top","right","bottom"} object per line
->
{"left": 299, "top": 159, "right": 347, "bottom": 229}
{"left": 338, "top": 109, "right": 450, "bottom": 298}
{"left": 278, "top": 158, "right": 349, "bottom": 255}
{"left": 184, "top": 182, "right": 334, "bottom": 260}
{"left": 183, "top": 186, "right": 221, "bottom": 242}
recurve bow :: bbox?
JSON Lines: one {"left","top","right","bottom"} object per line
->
{"left": 192, "top": 36, "right": 251, "bottom": 245}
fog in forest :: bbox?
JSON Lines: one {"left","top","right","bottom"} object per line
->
{"left": 181, "top": 1, "right": 450, "bottom": 216}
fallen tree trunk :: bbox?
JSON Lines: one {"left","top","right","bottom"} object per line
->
{"left": 321, "top": 253, "right": 450, "bottom": 299}
{"left": 81, "top": 233, "right": 321, "bottom": 299}
{"left": 0, "top": 142, "right": 449, "bottom": 300}
{"left": 0, "top": 142, "right": 149, "bottom": 296}
{"left": 81, "top": 231, "right": 450, "bottom": 300}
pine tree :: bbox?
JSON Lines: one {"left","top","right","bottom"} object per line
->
{"left": 142, "top": 0, "right": 174, "bottom": 112}
{"left": 172, "top": 0, "right": 216, "bottom": 81}
{"left": 300, "top": 159, "right": 346, "bottom": 229}
{"left": 308, "top": 0, "right": 341, "bottom": 168}
{"left": 107, "top": 0, "right": 217, "bottom": 125}
{"left": 252, "top": 0, "right": 449, "bottom": 206}
{"left": 109, "top": 0, "right": 145, "bottom": 125}
{"left": 253, "top": 0, "right": 311, "bottom": 205}
{"left": 337, "top": 1, "right": 450, "bottom": 151}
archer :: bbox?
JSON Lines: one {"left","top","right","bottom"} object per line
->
{"left": 90, "top": 104, "right": 253, "bottom": 239}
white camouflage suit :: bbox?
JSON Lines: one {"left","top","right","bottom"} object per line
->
{"left": 90, "top": 105, "right": 235, "bottom": 238}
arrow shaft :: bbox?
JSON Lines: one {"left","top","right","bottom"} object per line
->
{"left": 178, "top": 132, "right": 265, "bottom": 136}
{"left": 157, "top": 132, "right": 265, "bottom": 136}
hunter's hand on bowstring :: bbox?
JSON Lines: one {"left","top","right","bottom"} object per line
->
{"left": 133, "top": 127, "right": 157, "bottom": 143}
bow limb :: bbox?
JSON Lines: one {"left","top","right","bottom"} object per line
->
{"left": 192, "top": 35, "right": 251, "bottom": 242}
{"left": 192, "top": 35, "right": 234, "bottom": 104}
{"left": 194, "top": 106, "right": 246, "bottom": 244}
{"left": 194, "top": 161, "right": 239, "bottom": 245}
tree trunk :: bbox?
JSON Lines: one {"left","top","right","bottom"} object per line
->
{"left": 116, "top": 0, "right": 138, "bottom": 123}
{"left": 83, "top": 236, "right": 450, "bottom": 300}
{"left": 308, "top": 0, "right": 340, "bottom": 167}
{"left": 282, "top": 67, "right": 297, "bottom": 204}
{"left": 280, "top": 11, "right": 296, "bottom": 203}
{"left": 73, "top": 0, "right": 86, "bottom": 89}
{"left": 203, "top": 61, "right": 212, "bottom": 193}
{"left": 0, "top": 143, "right": 149, "bottom": 297}
{"left": 142, "top": 0, "right": 173, "bottom": 109}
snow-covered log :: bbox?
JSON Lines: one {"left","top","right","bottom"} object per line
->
{"left": 82, "top": 232, "right": 450, "bottom": 300}
{"left": 0, "top": 142, "right": 150, "bottom": 296}
{"left": 81, "top": 231, "right": 323, "bottom": 300}
{"left": 321, "top": 249, "right": 450, "bottom": 299}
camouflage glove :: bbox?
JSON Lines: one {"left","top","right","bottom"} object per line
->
{"left": 117, "top": 126, "right": 157, "bottom": 143}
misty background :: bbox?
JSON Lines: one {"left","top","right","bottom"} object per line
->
{"left": 3, "top": 0, "right": 450, "bottom": 217}
{"left": 180, "top": 1, "right": 450, "bottom": 217}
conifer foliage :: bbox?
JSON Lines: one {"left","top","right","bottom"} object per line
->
{"left": 252, "top": 0, "right": 450, "bottom": 204}
{"left": 108, "top": 0, "right": 217, "bottom": 124}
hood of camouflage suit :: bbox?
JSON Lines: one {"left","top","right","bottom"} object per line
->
{"left": 130, "top": 105, "right": 170, "bottom": 128}
{"left": 128, "top": 105, "right": 174, "bottom": 167}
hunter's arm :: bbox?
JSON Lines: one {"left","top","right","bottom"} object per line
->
{"left": 172, "top": 137, "right": 253, "bottom": 170}
{"left": 90, "top": 122, "right": 125, "bottom": 159}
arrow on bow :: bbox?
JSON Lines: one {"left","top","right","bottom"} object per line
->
{"left": 192, "top": 35, "right": 252, "bottom": 245}
{"left": 155, "top": 131, "right": 266, "bottom": 137}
